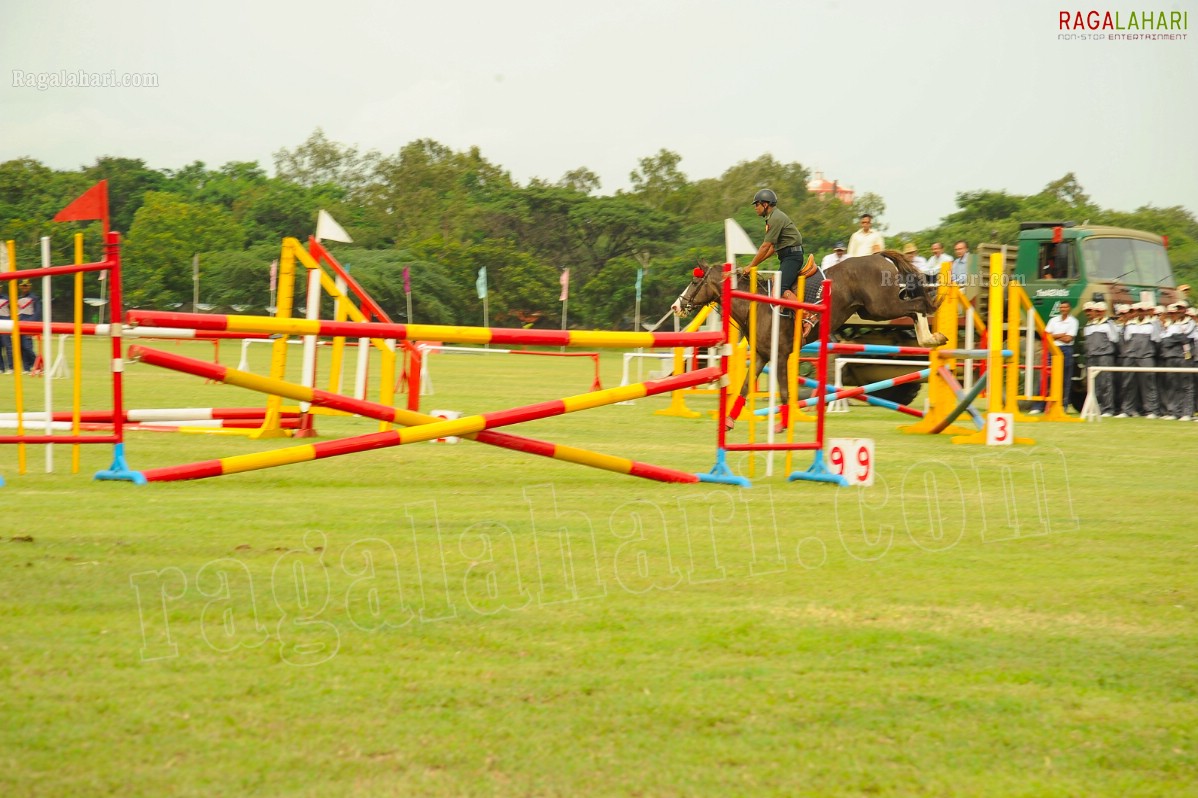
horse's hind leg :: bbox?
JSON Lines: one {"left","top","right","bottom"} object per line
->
{"left": 913, "top": 313, "right": 948, "bottom": 347}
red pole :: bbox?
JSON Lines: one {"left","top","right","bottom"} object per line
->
{"left": 717, "top": 264, "right": 733, "bottom": 453}
{"left": 813, "top": 280, "right": 833, "bottom": 452}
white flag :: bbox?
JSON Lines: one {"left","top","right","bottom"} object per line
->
{"left": 315, "top": 209, "right": 353, "bottom": 243}
{"left": 724, "top": 218, "right": 758, "bottom": 263}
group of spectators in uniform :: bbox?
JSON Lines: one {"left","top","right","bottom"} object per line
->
{"left": 1083, "top": 299, "right": 1197, "bottom": 420}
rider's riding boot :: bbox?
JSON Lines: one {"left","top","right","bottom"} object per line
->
{"left": 780, "top": 289, "right": 798, "bottom": 318}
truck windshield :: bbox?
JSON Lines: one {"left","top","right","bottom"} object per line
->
{"left": 1083, "top": 237, "right": 1174, "bottom": 287}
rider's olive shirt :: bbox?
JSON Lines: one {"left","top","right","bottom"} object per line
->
{"left": 763, "top": 207, "right": 802, "bottom": 254}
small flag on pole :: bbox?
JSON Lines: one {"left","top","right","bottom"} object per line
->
{"left": 559, "top": 268, "right": 570, "bottom": 302}
{"left": 269, "top": 259, "right": 278, "bottom": 291}
{"left": 315, "top": 209, "right": 353, "bottom": 243}
{"left": 476, "top": 266, "right": 487, "bottom": 299}
{"left": 54, "top": 180, "right": 110, "bottom": 234}
{"left": 403, "top": 266, "right": 411, "bottom": 295}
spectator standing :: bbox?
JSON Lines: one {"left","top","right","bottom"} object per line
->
{"left": 951, "top": 241, "right": 970, "bottom": 286}
{"left": 821, "top": 242, "right": 847, "bottom": 271}
{"left": 1117, "top": 303, "right": 1160, "bottom": 418}
{"left": 1035, "top": 300, "right": 1078, "bottom": 412}
{"left": 1082, "top": 301, "right": 1120, "bottom": 416}
{"left": 1189, "top": 307, "right": 1198, "bottom": 420}
{"left": 923, "top": 242, "right": 952, "bottom": 280}
{"left": 902, "top": 243, "right": 927, "bottom": 273}
{"left": 0, "top": 294, "right": 11, "bottom": 374}
{"left": 15, "top": 279, "right": 40, "bottom": 374}
{"left": 1158, "top": 304, "right": 1194, "bottom": 420}
{"left": 846, "top": 214, "right": 884, "bottom": 257}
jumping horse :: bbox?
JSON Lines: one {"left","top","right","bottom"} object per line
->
{"left": 670, "top": 250, "right": 946, "bottom": 429}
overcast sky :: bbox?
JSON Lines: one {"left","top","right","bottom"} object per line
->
{"left": 2, "top": 0, "right": 1195, "bottom": 235}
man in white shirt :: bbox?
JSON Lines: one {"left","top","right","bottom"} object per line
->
{"left": 821, "top": 242, "right": 847, "bottom": 270}
{"left": 846, "top": 214, "right": 884, "bottom": 257}
{"left": 1033, "top": 300, "right": 1079, "bottom": 413}
{"left": 924, "top": 242, "right": 952, "bottom": 280}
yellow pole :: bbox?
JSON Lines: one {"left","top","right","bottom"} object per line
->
{"left": 953, "top": 253, "right": 1034, "bottom": 444}
{"left": 251, "top": 238, "right": 298, "bottom": 439}
{"left": 7, "top": 240, "right": 27, "bottom": 473}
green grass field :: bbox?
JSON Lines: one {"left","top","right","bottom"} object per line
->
{"left": 1, "top": 339, "right": 1195, "bottom": 796}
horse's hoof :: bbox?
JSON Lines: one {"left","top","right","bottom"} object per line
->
{"left": 724, "top": 419, "right": 736, "bottom": 431}
{"left": 773, "top": 423, "right": 787, "bottom": 435}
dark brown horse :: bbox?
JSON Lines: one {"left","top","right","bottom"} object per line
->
{"left": 670, "top": 250, "right": 945, "bottom": 428}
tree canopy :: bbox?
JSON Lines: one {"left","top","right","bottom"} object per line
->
{"left": 4, "top": 134, "right": 1195, "bottom": 326}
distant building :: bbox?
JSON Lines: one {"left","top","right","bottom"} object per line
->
{"left": 806, "top": 171, "right": 855, "bottom": 203}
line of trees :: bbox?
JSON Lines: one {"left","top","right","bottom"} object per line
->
{"left": 2, "top": 129, "right": 1195, "bottom": 327}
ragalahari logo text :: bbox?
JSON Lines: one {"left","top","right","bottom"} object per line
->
{"left": 1058, "top": 8, "right": 1189, "bottom": 40}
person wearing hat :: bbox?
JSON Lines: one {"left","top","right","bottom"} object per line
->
{"left": 1083, "top": 301, "right": 1120, "bottom": 416}
{"left": 821, "top": 242, "right": 847, "bottom": 271}
{"left": 15, "top": 278, "right": 41, "bottom": 374}
{"left": 745, "top": 189, "right": 820, "bottom": 324}
{"left": 0, "top": 286, "right": 11, "bottom": 374}
{"left": 1158, "top": 303, "right": 1194, "bottom": 420}
{"left": 902, "top": 243, "right": 928, "bottom": 274}
{"left": 1117, "top": 302, "right": 1160, "bottom": 418}
{"left": 1188, "top": 306, "right": 1198, "bottom": 418}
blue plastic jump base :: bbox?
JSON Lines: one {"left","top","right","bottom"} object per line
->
{"left": 696, "top": 448, "right": 752, "bottom": 487}
{"left": 787, "top": 449, "right": 850, "bottom": 486}
{"left": 94, "top": 443, "right": 147, "bottom": 485}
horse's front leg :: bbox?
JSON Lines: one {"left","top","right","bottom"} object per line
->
{"left": 725, "top": 356, "right": 767, "bottom": 431}
{"left": 772, "top": 352, "right": 792, "bottom": 433}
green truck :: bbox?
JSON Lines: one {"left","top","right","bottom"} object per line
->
{"left": 835, "top": 222, "right": 1181, "bottom": 409}
{"left": 976, "top": 221, "right": 1180, "bottom": 411}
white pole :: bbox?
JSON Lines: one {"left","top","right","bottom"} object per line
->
{"left": 40, "top": 236, "right": 53, "bottom": 472}
{"left": 560, "top": 295, "right": 568, "bottom": 354}
{"left": 299, "top": 267, "right": 322, "bottom": 411}
{"left": 765, "top": 278, "right": 781, "bottom": 478}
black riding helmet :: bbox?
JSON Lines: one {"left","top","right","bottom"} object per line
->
{"left": 752, "top": 189, "right": 777, "bottom": 206}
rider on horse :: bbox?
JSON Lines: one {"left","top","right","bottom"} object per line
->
{"left": 744, "top": 189, "right": 824, "bottom": 339}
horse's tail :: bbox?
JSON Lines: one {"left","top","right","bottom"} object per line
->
{"left": 882, "top": 249, "right": 942, "bottom": 314}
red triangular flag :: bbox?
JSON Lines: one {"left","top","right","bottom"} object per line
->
{"left": 54, "top": 180, "right": 110, "bottom": 234}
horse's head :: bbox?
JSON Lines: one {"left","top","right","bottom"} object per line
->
{"left": 670, "top": 262, "right": 724, "bottom": 316}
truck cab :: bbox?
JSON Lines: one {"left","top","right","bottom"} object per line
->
{"left": 1009, "top": 221, "right": 1178, "bottom": 318}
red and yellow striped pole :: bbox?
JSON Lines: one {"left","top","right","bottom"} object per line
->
{"left": 129, "top": 345, "right": 715, "bottom": 483}
{"left": 128, "top": 309, "right": 725, "bottom": 350}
